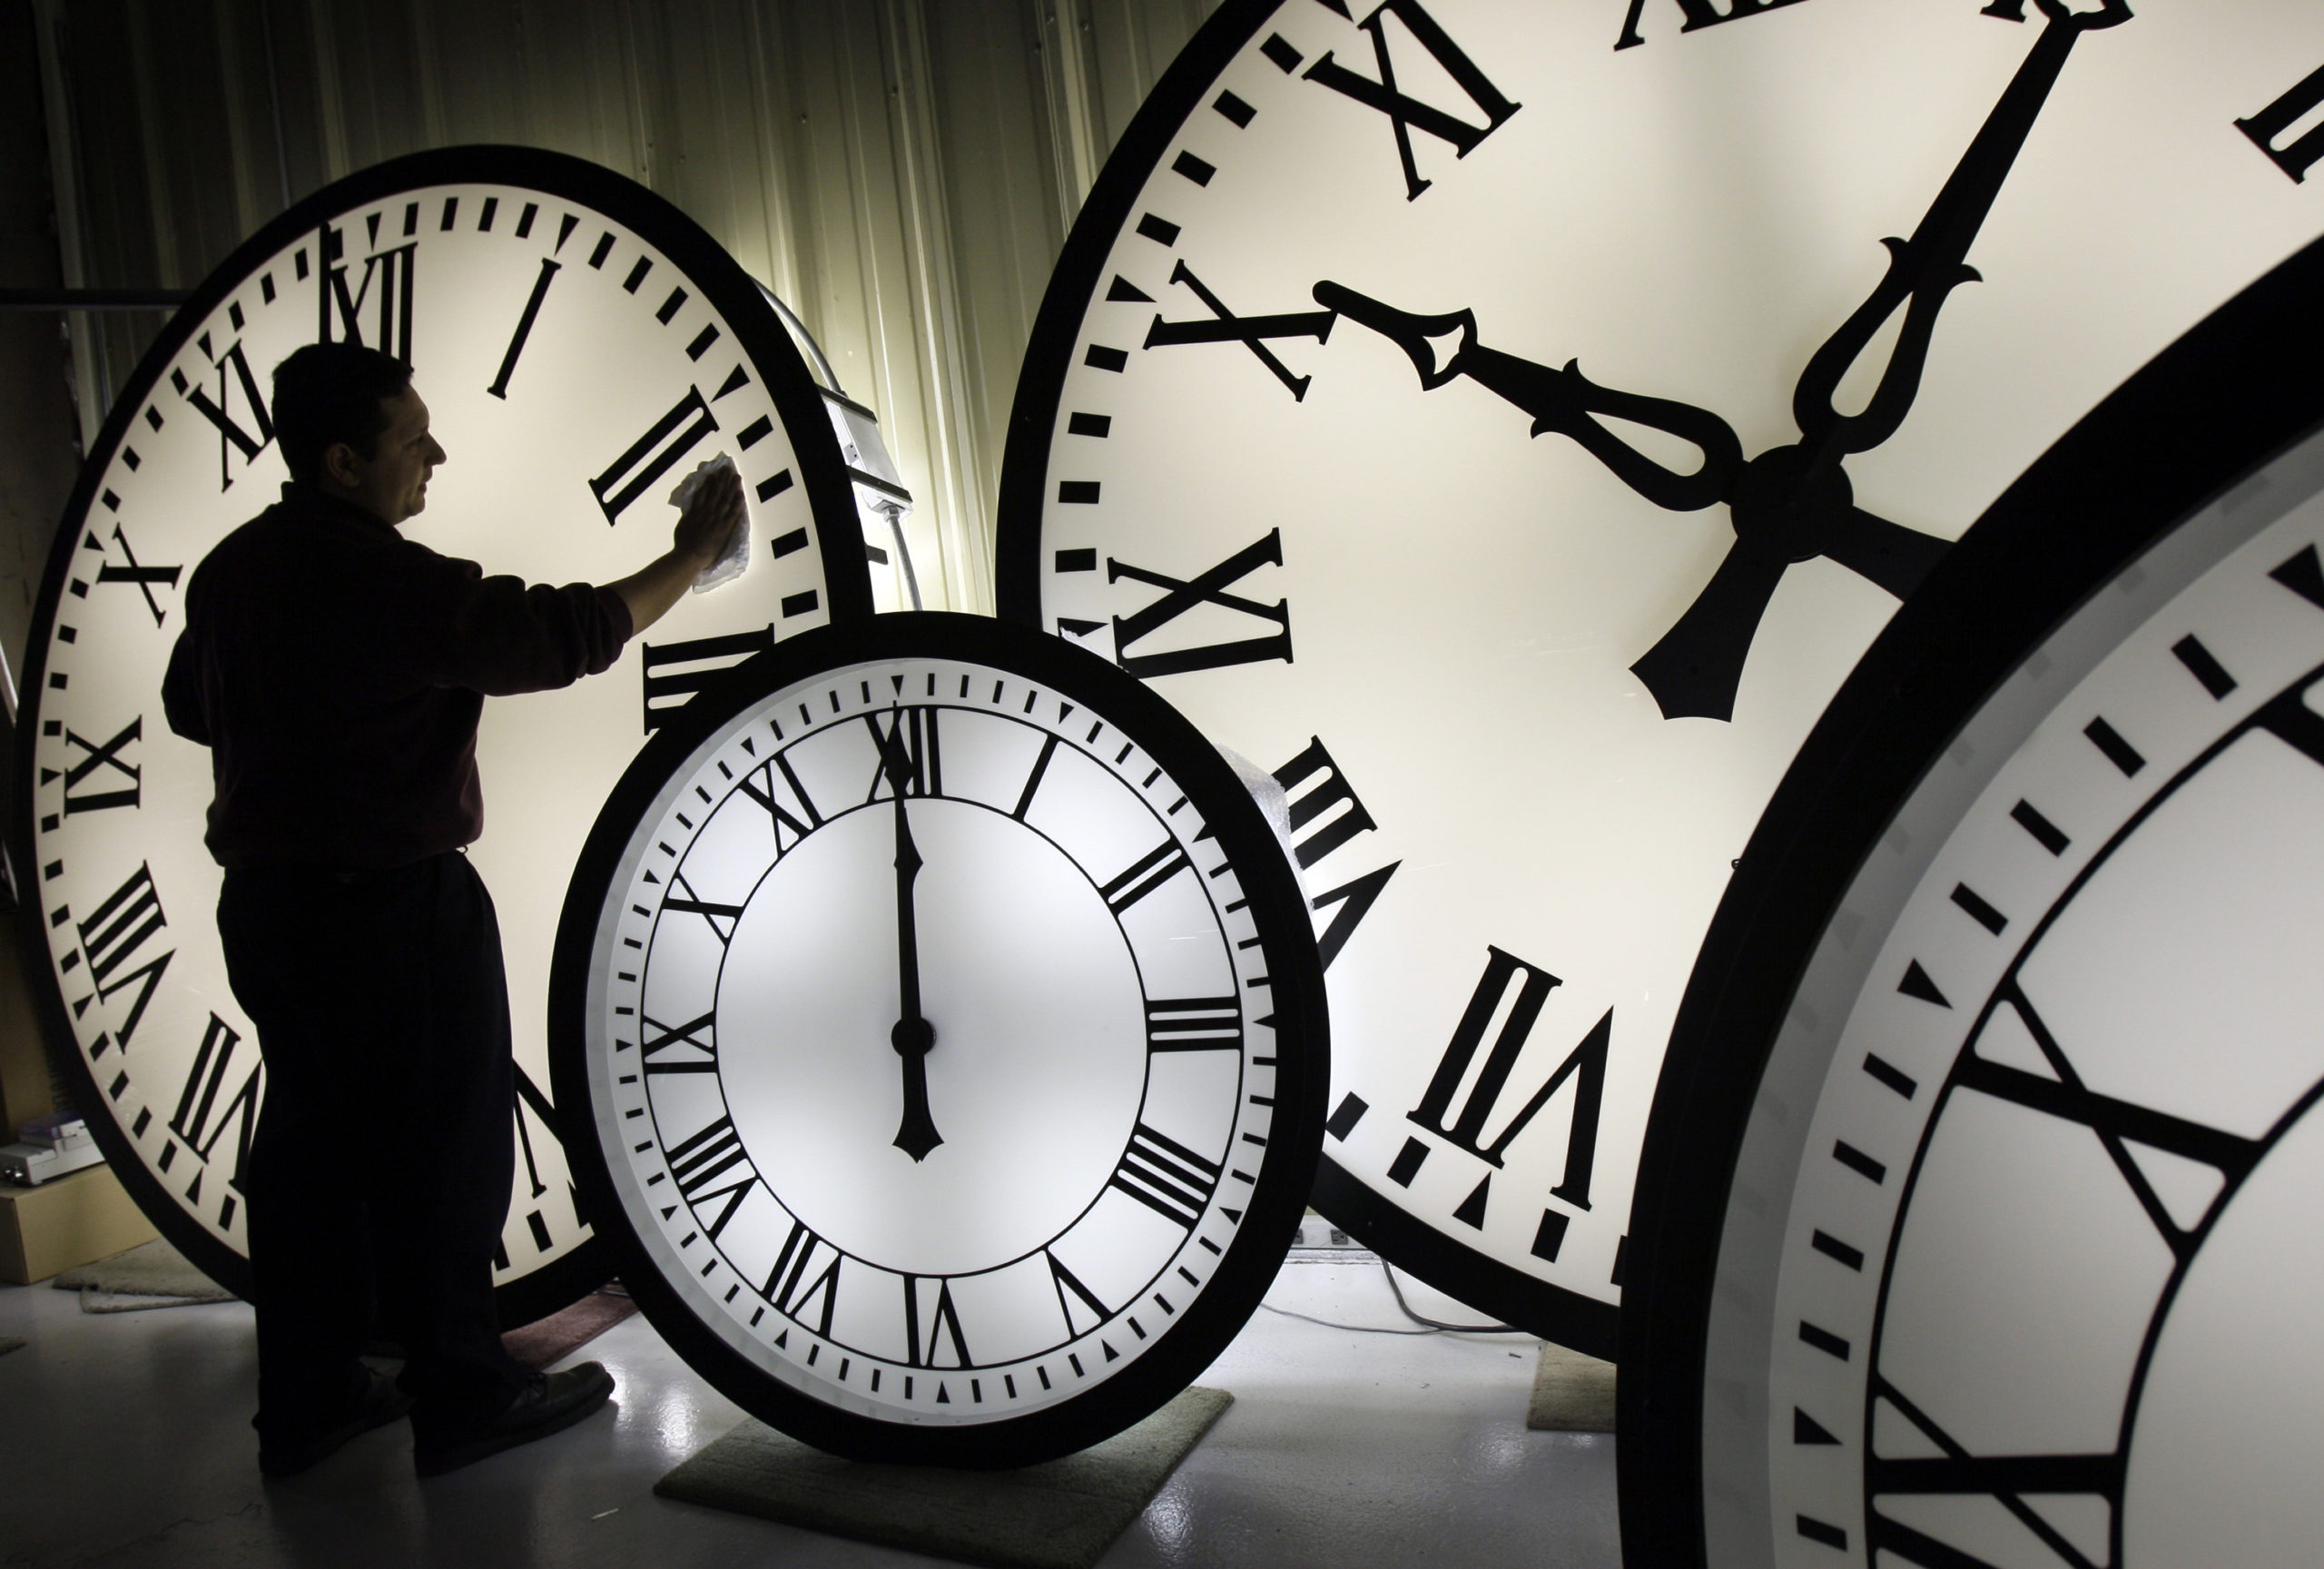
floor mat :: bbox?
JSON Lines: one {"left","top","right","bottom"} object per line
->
{"left": 54, "top": 1239, "right": 233, "bottom": 1306}
{"left": 655, "top": 1386, "right": 1233, "bottom": 1569}
{"left": 1527, "top": 1342, "right": 1616, "bottom": 1432}
{"left": 503, "top": 1288, "right": 637, "bottom": 1370}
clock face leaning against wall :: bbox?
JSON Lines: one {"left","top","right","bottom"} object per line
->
{"left": 1616, "top": 232, "right": 2324, "bottom": 1569}
{"left": 995, "top": 0, "right": 2324, "bottom": 1352}
{"left": 12, "top": 145, "right": 871, "bottom": 1322}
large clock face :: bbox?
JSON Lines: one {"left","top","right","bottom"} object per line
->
{"left": 549, "top": 613, "right": 1325, "bottom": 1466}
{"left": 1615, "top": 237, "right": 2324, "bottom": 1569}
{"left": 995, "top": 0, "right": 2324, "bottom": 1349}
{"left": 15, "top": 146, "right": 870, "bottom": 1320}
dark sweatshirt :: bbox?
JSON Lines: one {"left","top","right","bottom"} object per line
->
{"left": 162, "top": 483, "right": 632, "bottom": 870}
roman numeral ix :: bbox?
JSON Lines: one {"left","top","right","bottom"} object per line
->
{"left": 1142, "top": 260, "right": 1336, "bottom": 400}
{"left": 1108, "top": 531, "right": 1292, "bottom": 678}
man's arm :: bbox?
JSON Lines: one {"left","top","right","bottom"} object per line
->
{"left": 161, "top": 628, "right": 211, "bottom": 745}
{"left": 606, "top": 464, "right": 747, "bottom": 636}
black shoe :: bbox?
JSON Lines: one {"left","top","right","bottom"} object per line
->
{"left": 412, "top": 1362, "right": 615, "bottom": 1477}
{"left": 259, "top": 1366, "right": 415, "bottom": 1478}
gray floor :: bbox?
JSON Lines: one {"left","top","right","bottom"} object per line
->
{"left": 0, "top": 1253, "right": 1620, "bottom": 1569}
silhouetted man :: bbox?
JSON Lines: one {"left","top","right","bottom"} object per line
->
{"left": 162, "top": 340, "right": 743, "bottom": 1478}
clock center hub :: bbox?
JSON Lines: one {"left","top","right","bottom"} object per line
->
{"left": 1726, "top": 444, "right": 1854, "bottom": 565}
{"left": 711, "top": 799, "right": 1147, "bottom": 1278}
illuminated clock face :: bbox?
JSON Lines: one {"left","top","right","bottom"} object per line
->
{"left": 18, "top": 145, "right": 870, "bottom": 1319}
{"left": 1754, "top": 442, "right": 2324, "bottom": 1569}
{"left": 1617, "top": 234, "right": 2324, "bottom": 1569}
{"left": 550, "top": 613, "right": 1324, "bottom": 1465}
{"left": 996, "top": 0, "right": 2324, "bottom": 1349}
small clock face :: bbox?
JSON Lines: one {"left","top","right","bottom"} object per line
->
{"left": 550, "top": 613, "right": 1325, "bottom": 1465}
{"left": 1615, "top": 236, "right": 2324, "bottom": 1569}
{"left": 997, "top": 0, "right": 2324, "bottom": 1348}
{"left": 15, "top": 146, "right": 868, "bottom": 1318}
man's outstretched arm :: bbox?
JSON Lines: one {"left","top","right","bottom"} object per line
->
{"left": 606, "top": 463, "right": 747, "bottom": 636}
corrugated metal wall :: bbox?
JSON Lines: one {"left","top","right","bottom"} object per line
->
{"left": 27, "top": 0, "right": 1217, "bottom": 616}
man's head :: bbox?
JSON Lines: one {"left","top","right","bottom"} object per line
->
{"left": 271, "top": 342, "right": 446, "bottom": 526}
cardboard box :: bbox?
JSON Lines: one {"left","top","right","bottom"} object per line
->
{"left": 0, "top": 1160, "right": 158, "bottom": 1284}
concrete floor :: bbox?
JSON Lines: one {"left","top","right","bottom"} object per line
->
{"left": 0, "top": 1253, "right": 1620, "bottom": 1569}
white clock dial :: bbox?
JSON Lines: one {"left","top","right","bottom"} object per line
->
{"left": 16, "top": 146, "right": 870, "bottom": 1320}
{"left": 551, "top": 613, "right": 1325, "bottom": 1466}
{"left": 997, "top": 0, "right": 2324, "bottom": 1348}
{"left": 1617, "top": 239, "right": 2324, "bottom": 1567}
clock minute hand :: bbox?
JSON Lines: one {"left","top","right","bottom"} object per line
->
{"left": 1789, "top": 0, "right": 2131, "bottom": 460}
{"left": 878, "top": 712, "right": 942, "bottom": 1163}
{"left": 1314, "top": 281, "right": 1744, "bottom": 514}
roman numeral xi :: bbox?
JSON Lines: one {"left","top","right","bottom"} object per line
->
{"left": 1295, "top": 0, "right": 1521, "bottom": 202}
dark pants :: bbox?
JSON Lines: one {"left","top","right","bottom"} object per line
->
{"left": 219, "top": 851, "right": 529, "bottom": 1442}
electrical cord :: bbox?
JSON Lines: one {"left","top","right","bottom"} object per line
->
{"left": 1380, "top": 1259, "right": 1520, "bottom": 1334}
{"left": 1256, "top": 1256, "right": 1523, "bottom": 1337}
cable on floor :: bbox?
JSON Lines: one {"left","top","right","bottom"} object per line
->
{"left": 1380, "top": 1260, "right": 1519, "bottom": 1334}
{"left": 1256, "top": 1258, "right": 1523, "bottom": 1336}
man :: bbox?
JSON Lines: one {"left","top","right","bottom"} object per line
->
{"left": 162, "top": 340, "right": 743, "bottom": 1479}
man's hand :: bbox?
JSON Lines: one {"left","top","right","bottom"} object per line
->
{"left": 674, "top": 463, "right": 745, "bottom": 568}
{"left": 606, "top": 465, "right": 750, "bottom": 636}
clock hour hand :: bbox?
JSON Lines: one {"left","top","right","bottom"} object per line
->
{"left": 877, "top": 711, "right": 941, "bottom": 1162}
{"left": 1789, "top": 0, "right": 2130, "bottom": 460}
{"left": 1314, "top": 281, "right": 1744, "bottom": 514}
{"left": 1629, "top": 496, "right": 1947, "bottom": 722}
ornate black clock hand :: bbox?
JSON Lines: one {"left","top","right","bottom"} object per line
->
{"left": 877, "top": 710, "right": 942, "bottom": 1161}
{"left": 1314, "top": 281, "right": 1744, "bottom": 513}
{"left": 1321, "top": 4, "right": 2128, "bottom": 723}
{"left": 1629, "top": 0, "right": 2130, "bottom": 721}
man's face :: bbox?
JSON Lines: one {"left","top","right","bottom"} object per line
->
{"left": 331, "top": 385, "right": 446, "bottom": 526}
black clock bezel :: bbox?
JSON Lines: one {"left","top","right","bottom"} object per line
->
{"left": 989, "top": 0, "right": 1623, "bottom": 1354}
{"left": 11, "top": 143, "right": 873, "bottom": 1327}
{"left": 1615, "top": 230, "right": 2324, "bottom": 1568}
{"left": 547, "top": 609, "right": 1330, "bottom": 1468}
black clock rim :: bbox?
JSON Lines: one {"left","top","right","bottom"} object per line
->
{"left": 989, "top": 0, "right": 1623, "bottom": 1342}
{"left": 991, "top": 0, "right": 1279, "bottom": 627}
{"left": 547, "top": 609, "right": 1330, "bottom": 1468}
{"left": 1614, "top": 229, "right": 2324, "bottom": 1569}
{"left": 10, "top": 143, "right": 871, "bottom": 1323}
